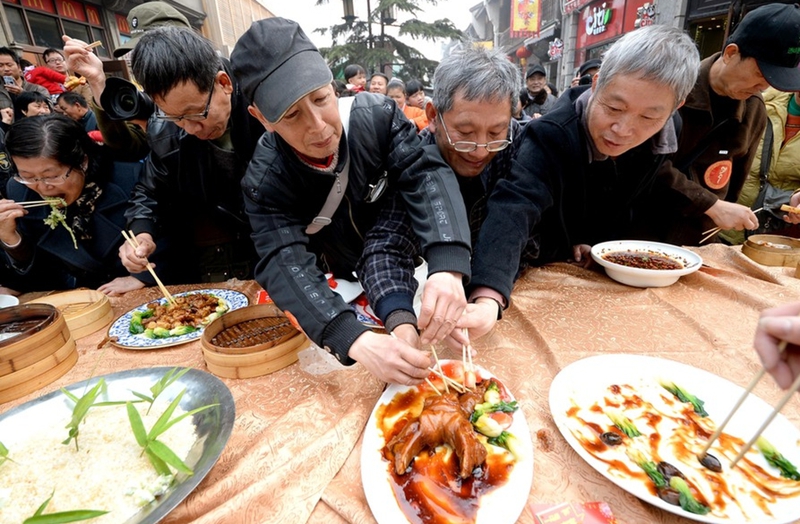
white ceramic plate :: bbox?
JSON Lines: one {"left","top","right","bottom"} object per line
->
{"left": 591, "top": 240, "right": 702, "bottom": 288}
{"left": 549, "top": 354, "right": 800, "bottom": 523}
{"left": 361, "top": 360, "right": 533, "bottom": 524}
{"left": 107, "top": 289, "right": 249, "bottom": 349}
{"left": 0, "top": 366, "right": 235, "bottom": 524}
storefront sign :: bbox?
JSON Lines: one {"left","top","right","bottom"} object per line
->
{"left": 548, "top": 38, "right": 564, "bottom": 59}
{"left": 85, "top": 4, "right": 101, "bottom": 26}
{"left": 510, "top": 0, "right": 540, "bottom": 38}
{"left": 563, "top": 0, "right": 593, "bottom": 15}
{"left": 115, "top": 12, "right": 130, "bottom": 35}
{"left": 576, "top": 0, "right": 625, "bottom": 50}
{"left": 623, "top": 1, "right": 657, "bottom": 32}
{"left": 56, "top": 0, "right": 86, "bottom": 22}
{"left": 21, "top": 0, "right": 55, "bottom": 14}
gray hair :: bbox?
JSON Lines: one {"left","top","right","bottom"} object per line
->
{"left": 432, "top": 43, "right": 521, "bottom": 114}
{"left": 595, "top": 25, "right": 699, "bottom": 107}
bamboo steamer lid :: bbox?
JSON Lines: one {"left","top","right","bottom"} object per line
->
{"left": 29, "top": 289, "right": 113, "bottom": 339}
{"left": 201, "top": 303, "right": 309, "bottom": 378}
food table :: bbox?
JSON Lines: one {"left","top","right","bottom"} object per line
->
{"left": 4, "top": 244, "right": 800, "bottom": 524}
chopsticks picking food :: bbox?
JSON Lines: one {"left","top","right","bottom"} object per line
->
{"left": 429, "top": 344, "right": 448, "bottom": 393}
{"left": 120, "top": 230, "right": 176, "bottom": 305}
{"left": 389, "top": 331, "right": 441, "bottom": 395}
{"left": 699, "top": 207, "right": 763, "bottom": 244}
{"left": 462, "top": 328, "right": 476, "bottom": 389}
{"left": 18, "top": 200, "right": 62, "bottom": 209}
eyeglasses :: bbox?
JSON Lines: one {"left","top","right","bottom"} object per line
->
{"left": 437, "top": 114, "right": 513, "bottom": 153}
{"left": 14, "top": 166, "right": 73, "bottom": 186}
{"left": 155, "top": 81, "right": 215, "bottom": 122}
{"left": 45, "top": 57, "right": 65, "bottom": 65}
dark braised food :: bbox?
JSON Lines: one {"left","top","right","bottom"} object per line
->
{"left": 699, "top": 453, "right": 722, "bottom": 472}
{"left": 602, "top": 251, "right": 683, "bottom": 270}
{"left": 600, "top": 431, "right": 623, "bottom": 446}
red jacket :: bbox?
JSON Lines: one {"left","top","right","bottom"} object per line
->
{"left": 24, "top": 66, "right": 65, "bottom": 94}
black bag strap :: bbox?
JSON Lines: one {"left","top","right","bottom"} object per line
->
{"left": 674, "top": 118, "right": 731, "bottom": 173}
{"left": 758, "top": 123, "right": 774, "bottom": 189}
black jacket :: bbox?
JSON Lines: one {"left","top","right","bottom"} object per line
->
{"left": 470, "top": 86, "right": 680, "bottom": 303}
{"left": 125, "top": 58, "right": 263, "bottom": 283}
{"left": 243, "top": 92, "right": 471, "bottom": 364}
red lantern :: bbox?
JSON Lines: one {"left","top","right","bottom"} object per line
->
{"left": 516, "top": 46, "right": 532, "bottom": 59}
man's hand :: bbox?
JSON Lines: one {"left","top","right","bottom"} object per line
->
{"left": 0, "top": 107, "right": 13, "bottom": 125}
{"left": 349, "top": 331, "right": 432, "bottom": 385}
{"left": 705, "top": 200, "right": 759, "bottom": 231}
{"left": 392, "top": 323, "right": 421, "bottom": 349}
{"left": 754, "top": 302, "right": 800, "bottom": 391}
{"left": 785, "top": 192, "right": 800, "bottom": 225}
{"left": 118, "top": 232, "right": 156, "bottom": 273}
{"left": 62, "top": 35, "right": 106, "bottom": 99}
{"left": 442, "top": 299, "right": 499, "bottom": 352}
{"left": 97, "top": 276, "right": 146, "bottom": 296}
{"left": 3, "top": 83, "right": 21, "bottom": 96}
{"left": 417, "top": 271, "right": 467, "bottom": 346}
{"left": 571, "top": 244, "right": 593, "bottom": 268}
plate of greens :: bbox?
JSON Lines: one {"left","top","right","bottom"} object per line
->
{"left": 550, "top": 354, "right": 800, "bottom": 523}
{"left": 107, "top": 289, "right": 248, "bottom": 350}
{"left": 0, "top": 366, "right": 235, "bottom": 523}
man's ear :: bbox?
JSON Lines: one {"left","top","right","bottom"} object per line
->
{"left": 425, "top": 103, "right": 437, "bottom": 129}
{"left": 676, "top": 99, "right": 686, "bottom": 111}
{"left": 247, "top": 104, "right": 274, "bottom": 132}
{"left": 217, "top": 70, "right": 234, "bottom": 96}
{"left": 722, "top": 43, "right": 740, "bottom": 63}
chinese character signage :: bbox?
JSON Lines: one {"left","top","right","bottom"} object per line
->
{"left": 563, "top": 0, "right": 593, "bottom": 15}
{"left": 511, "top": 0, "right": 540, "bottom": 38}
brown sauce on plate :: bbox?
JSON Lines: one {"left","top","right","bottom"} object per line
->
{"left": 602, "top": 251, "right": 683, "bottom": 270}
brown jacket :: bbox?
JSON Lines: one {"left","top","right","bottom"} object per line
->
{"left": 640, "top": 53, "right": 767, "bottom": 244}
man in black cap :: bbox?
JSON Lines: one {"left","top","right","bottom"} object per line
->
{"left": 641, "top": 3, "right": 800, "bottom": 244}
{"left": 230, "top": 18, "right": 472, "bottom": 385}
{"left": 571, "top": 58, "right": 602, "bottom": 87}
{"left": 523, "top": 64, "right": 556, "bottom": 118}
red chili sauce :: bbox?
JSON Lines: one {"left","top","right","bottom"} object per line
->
{"left": 602, "top": 251, "right": 683, "bottom": 270}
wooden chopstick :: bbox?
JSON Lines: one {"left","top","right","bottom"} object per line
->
{"left": 21, "top": 202, "right": 56, "bottom": 209}
{"left": 84, "top": 40, "right": 103, "bottom": 50}
{"left": 429, "top": 344, "right": 448, "bottom": 393}
{"left": 120, "top": 230, "right": 176, "bottom": 305}
{"left": 781, "top": 204, "right": 800, "bottom": 215}
{"left": 729, "top": 369, "right": 800, "bottom": 468}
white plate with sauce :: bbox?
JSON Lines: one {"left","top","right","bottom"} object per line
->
{"left": 361, "top": 360, "right": 533, "bottom": 524}
{"left": 591, "top": 240, "right": 702, "bottom": 288}
{"left": 549, "top": 354, "right": 800, "bottom": 523}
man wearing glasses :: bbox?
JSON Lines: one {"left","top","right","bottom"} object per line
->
{"left": 358, "top": 44, "right": 524, "bottom": 352}
{"left": 108, "top": 26, "right": 262, "bottom": 283}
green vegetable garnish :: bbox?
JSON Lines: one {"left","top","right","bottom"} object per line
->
{"left": 669, "top": 476, "right": 710, "bottom": 515}
{"left": 61, "top": 379, "right": 107, "bottom": 451}
{"left": 43, "top": 198, "right": 77, "bottom": 250}
{"left": 757, "top": 437, "right": 800, "bottom": 481}
{"left": 131, "top": 367, "right": 190, "bottom": 415}
{"left": 469, "top": 380, "right": 518, "bottom": 423}
{"left": 661, "top": 381, "right": 708, "bottom": 417}
{"left": 23, "top": 489, "right": 107, "bottom": 523}
{"left": 487, "top": 431, "right": 524, "bottom": 461}
{"left": 606, "top": 410, "right": 641, "bottom": 438}
{"left": 628, "top": 449, "right": 667, "bottom": 488}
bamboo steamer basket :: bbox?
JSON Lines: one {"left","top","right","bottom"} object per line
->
{"left": 742, "top": 234, "right": 800, "bottom": 267}
{"left": 0, "top": 304, "right": 77, "bottom": 403}
{"left": 29, "top": 289, "right": 113, "bottom": 339}
{"left": 201, "top": 304, "right": 309, "bottom": 378}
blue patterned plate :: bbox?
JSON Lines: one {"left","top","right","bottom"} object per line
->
{"left": 107, "top": 289, "right": 249, "bottom": 350}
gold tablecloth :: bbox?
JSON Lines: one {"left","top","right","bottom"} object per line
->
{"left": 4, "top": 245, "right": 800, "bottom": 524}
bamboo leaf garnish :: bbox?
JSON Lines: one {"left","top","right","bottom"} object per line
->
{"left": 151, "top": 403, "right": 218, "bottom": 441}
{"left": 126, "top": 402, "right": 148, "bottom": 448}
{"left": 0, "top": 440, "right": 14, "bottom": 467}
{"left": 62, "top": 379, "right": 107, "bottom": 451}
{"left": 23, "top": 490, "right": 107, "bottom": 523}
{"left": 144, "top": 447, "right": 172, "bottom": 477}
{"left": 147, "top": 439, "right": 193, "bottom": 475}
{"left": 144, "top": 367, "right": 189, "bottom": 415}
{"left": 148, "top": 390, "right": 186, "bottom": 439}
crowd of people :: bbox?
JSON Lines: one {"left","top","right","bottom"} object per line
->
{"left": 0, "top": 2, "right": 798, "bottom": 391}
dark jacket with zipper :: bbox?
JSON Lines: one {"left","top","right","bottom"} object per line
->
{"left": 469, "top": 85, "right": 681, "bottom": 304}
{"left": 242, "top": 92, "right": 471, "bottom": 364}
{"left": 125, "top": 58, "right": 263, "bottom": 283}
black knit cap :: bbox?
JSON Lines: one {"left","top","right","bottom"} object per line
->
{"left": 729, "top": 3, "right": 800, "bottom": 91}
{"left": 230, "top": 18, "right": 333, "bottom": 123}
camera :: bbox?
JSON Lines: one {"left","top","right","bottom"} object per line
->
{"left": 100, "top": 76, "right": 154, "bottom": 121}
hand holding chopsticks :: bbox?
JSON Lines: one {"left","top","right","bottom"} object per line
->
{"left": 699, "top": 304, "right": 800, "bottom": 468}
{"left": 699, "top": 207, "right": 763, "bottom": 244}
{"left": 120, "top": 230, "right": 176, "bottom": 305}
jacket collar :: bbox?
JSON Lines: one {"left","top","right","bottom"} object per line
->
{"left": 684, "top": 52, "right": 749, "bottom": 123}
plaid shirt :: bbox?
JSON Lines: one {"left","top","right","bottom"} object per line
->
{"left": 357, "top": 120, "right": 523, "bottom": 325}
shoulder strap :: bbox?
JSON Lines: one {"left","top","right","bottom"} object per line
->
{"left": 758, "top": 123, "right": 774, "bottom": 187}
{"left": 306, "top": 97, "right": 355, "bottom": 235}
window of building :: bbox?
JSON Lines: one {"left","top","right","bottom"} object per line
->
{"left": 1, "top": 0, "right": 108, "bottom": 55}
{"left": 27, "top": 11, "right": 61, "bottom": 47}
{"left": 5, "top": 6, "right": 31, "bottom": 44}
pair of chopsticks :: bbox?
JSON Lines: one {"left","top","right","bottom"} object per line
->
{"left": 120, "top": 230, "right": 176, "bottom": 306}
{"left": 18, "top": 200, "right": 60, "bottom": 209}
{"left": 84, "top": 40, "right": 103, "bottom": 50}
{"left": 699, "top": 207, "right": 763, "bottom": 244}
{"left": 462, "top": 328, "right": 476, "bottom": 389}
{"left": 699, "top": 338, "right": 800, "bottom": 468}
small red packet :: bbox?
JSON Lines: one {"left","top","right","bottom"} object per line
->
{"left": 255, "top": 289, "right": 272, "bottom": 304}
{"left": 529, "top": 502, "right": 617, "bottom": 524}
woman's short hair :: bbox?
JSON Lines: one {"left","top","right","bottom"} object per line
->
{"left": 14, "top": 91, "right": 50, "bottom": 115}
{"left": 595, "top": 24, "right": 699, "bottom": 107}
